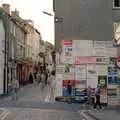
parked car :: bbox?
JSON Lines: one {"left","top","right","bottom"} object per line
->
{"left": 73, "top": 89, "right": 88, "bottom": 104}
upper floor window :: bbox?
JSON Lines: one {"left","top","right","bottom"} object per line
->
{"left": 114, "top": 0, "right": 120, "bottom": 8}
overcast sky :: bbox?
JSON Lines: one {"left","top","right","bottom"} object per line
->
{"left": 0, "top": 0, "right": 54, "bottom": 44}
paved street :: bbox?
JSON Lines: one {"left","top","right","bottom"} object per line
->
{"left": 86, "top": 109, "right": 120, "bottom": 120}
{"left": 0, "top": 108, "right": 81, "bottom": 120}
{"left": 3, "top": 83, "right": 54, "bottom": 102}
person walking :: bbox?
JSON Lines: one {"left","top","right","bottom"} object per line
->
{"left": 44, "top": 70, "right": 48, "bottom": 85}
{"left": 12, "top": 76, "right": 19, "bottom": 100}
{"left": 67, "top": 80, "right": 72, "bottom": 96}
{"left": 29, "top": 72, "right": 33, "bottom": 83}
{"left": 87, "top": 85, "right": 92, "bottom": 105}
{"left": 94, "top": 84, "right": 102, "bottom": 110}
{"left": 36, "top": 71, "right": 41, "bottom": 85}
{"left": 40, "top": 71, "right": 46, "bottom": 89}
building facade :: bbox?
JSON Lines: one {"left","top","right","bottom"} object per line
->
{"left": 0, "top": 4, "right": 43, "bottom": 95}
{"left": 44, "top": 41, "right": 54, "bottom": 73}
{"left": 54, "top": 0, "right": 120, "bottom": 51}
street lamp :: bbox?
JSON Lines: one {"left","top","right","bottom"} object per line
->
{"left": 42, "top": 11, "right": 64, "bottom": 23}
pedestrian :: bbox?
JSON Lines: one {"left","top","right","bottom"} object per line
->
{"left": 44, "top": 70, "right": 48, "bottom": 85}
{"left": 29, "top": 72, "right": 33, "bottom": 83}
{"left": 94, "top": 84, "right": 102, "bottom": 110}
{"left": 91, "top": 88, "right": 95, "bottom": 107}
{"left": 12, "top": 76, "right": 19, "bottom": 100}
{"left": 67, "top": 80, "right": 72, "bottom": 96}
{"left": 33, "top": 71, "right": 37, "bottom": 85}
{"left": 87, "top": 85, "right": 92, "bottom": 105}
{"left": 40, "top": 71, "right": 46, "bottom": 89}
{"left": 36, "top": 71, "right": 41, "bottom": 84}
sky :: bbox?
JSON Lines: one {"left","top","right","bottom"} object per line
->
{"left": 0, "top": 0, "right": 54, "bottom": 44}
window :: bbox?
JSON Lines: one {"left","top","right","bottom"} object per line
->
{"left": 114, "top": 0, "right": 120, "bottom": 8}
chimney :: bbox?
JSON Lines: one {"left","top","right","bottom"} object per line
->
{"left": 2, "top": 4, "right": 10, "bottom": 14}
{"left": 11, "top": 9, "right": 19, "bottom": 18}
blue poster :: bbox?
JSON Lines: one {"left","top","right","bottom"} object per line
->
{"left": 62, "top": 87, "right": 75, "bottom": 96}
{"left": 108, "top": 66, "right": 118, "bottom": 85}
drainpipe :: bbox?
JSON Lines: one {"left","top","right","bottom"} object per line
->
{"left": 3, "top": 13, "right": 9, "bottom": 95}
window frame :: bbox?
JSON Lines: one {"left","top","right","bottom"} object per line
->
{"left": 113, "top": 0, "right": 120, "bottom": 8}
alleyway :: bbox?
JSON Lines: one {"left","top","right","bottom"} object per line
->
{"left": 3, "top": 83, "right": 55, "bottom": 103}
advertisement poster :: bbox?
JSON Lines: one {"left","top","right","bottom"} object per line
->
{"left": 93, "top": 41, "right": 106, "bottom": 48}
{"left": 74, "top": 40, "right": 93, "bottom": 56}
{"left": 108, "top": 88, "right": 117, "bottom": 105}
{"left": 87, "top": 65, "right": 97, "bottom": 88}
{"left": 93, "top": 48, "right": 106, "bottom": 56}
{"left": 63, "top": 64, "right": 75, "bottom": 80}
{"left": 96, "top": 65, "right": 108, "bottom": 75}
{"left": 62, "top": 39, "right": 74, "bottom": 64}
{"left": 75, "top": 56, "right": 96, "bottom": 64}
{"left": 106, "top": 48, "right": 117, "bottom": 57}
{"left": 62, "top": 80, "right": 76, "bottom": 96}
{"left": 75, "top": 65, "right": 86, "bottom": 88}
{"left": 108, "top": 66, "right": 117, "bottom": 85}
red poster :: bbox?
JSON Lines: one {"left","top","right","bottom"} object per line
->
{"left": 62, "top": 80, "right": 75, "bottom": 87}
{"left": 63, "top": 39, "right": 72, "bottom": 45}
{"left": 75, "top": 56, "right": 96, "bottom": 64}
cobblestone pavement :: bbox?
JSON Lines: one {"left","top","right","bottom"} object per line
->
{"left": 1, "top": 108, "right": 81, "bottom": 120}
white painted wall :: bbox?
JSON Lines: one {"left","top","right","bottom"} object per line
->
{"left": 0, "top": 20, "right": 5, "bottom": 94}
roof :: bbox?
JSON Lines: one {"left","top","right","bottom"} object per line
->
{"left": 0, "top": 7, "right": 42, "bottom": 36}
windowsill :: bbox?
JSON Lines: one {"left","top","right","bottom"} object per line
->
{"left": 113, "top": 7, "right": 120, "bottom": 10}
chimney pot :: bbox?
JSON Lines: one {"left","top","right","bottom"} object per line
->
{"left": 2, "top": 3, "right": 10, "bottom": 14}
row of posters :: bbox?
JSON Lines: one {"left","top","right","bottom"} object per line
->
{"left": 62, "top": 40, "right": 117, "bottom": 64}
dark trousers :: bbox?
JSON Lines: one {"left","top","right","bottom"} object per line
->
{"left": 94, "top": 95, "right": 102, "bottom": 109}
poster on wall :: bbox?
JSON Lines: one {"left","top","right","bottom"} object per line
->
{"left": 106, "top": 48, "right": 117, "bottom": 57}
{"left": 87, "top": 64, "right": 97, "bottom": 88}
{"left": 62, "top": 80, "right": 76, "bottom": 96}
{"left": 93, "top": 41, "right": 106, "bottom": 48}
{"left": 96, "top": 65, "right": 108, "bottom": 75}
{"left": 108, "top": 66, "right": 117, "bottom": 85}
{"left": 75, "top": 56, "right": 96, "bottom": 64}
{"left": 74, "top": 40, "right": 93, "bottom": 56}
{"left": 108, "top": 88, "right": 117, "bottom": 105}
{"left": 62, "top": 39, "right": 74, "bottom": 64}
{"left": 93, "top": 48, "right": 106, "bottom": 56}
{"left": 63, "top": 64, "right": 75, "bottom": 80}
{"left": 75, "top": 65, "right": 86, "bottom": 88}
